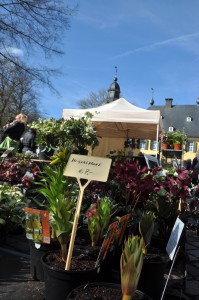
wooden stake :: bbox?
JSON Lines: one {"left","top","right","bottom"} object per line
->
{"left": 65, "top": 178, "right": 91, "bottom": 270}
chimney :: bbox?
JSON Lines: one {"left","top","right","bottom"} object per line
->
{"left": 165, "top": 98, "right": 173, "bottom": 108}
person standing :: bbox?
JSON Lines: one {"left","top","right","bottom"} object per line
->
{"left": 191, "top": 150, "right": 199, "bottom": 185}
{"left": 19, "top": 127, "right": 37, "bottom": 154}
{"left": 0, "top": 113, "right": 27, "bottom": 150}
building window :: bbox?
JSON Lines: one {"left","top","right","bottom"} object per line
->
{"left": 139, "top": 140, "right": 148, "bottom": 150}
{"left": 187, "top": 141, "right": 196, "bottom": 152}
{"left": 150, "top": 140, "right": 158, "bottom": 151}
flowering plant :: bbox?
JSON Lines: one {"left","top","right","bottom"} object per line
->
{"left": 86, "top": 196, "right": 113, "bottom": 246}
{"left": 146, "top": 168, "right": 192, "bottom": 241}
{"left": 0, "top": 157, "right": 40, "bottom": 187}
{"left": 112, "top": 160, "right": 156, "bottom": 209}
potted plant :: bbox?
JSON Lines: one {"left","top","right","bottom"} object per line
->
{"left": 146, "top": 167, "right": 191, "bottom": 243}
{"left": 0, "top": 184, "right": 30, "bottom": 239}
{"left": 86, "top": 196, "right": 116, "bottom": 247}
{"left": 165, "top": 129, "right": 187, "bottom": 150}
{"left": 30, "top": 115, "right": 99, "bottom": 158}
{"left": 138, "top": 168, "right": 191, "bottom": 300}
{"left": 163, "top": 131, "right": 173, "bottom": 149}
{"left": 32, "top": 147, "right": 100, "bottom": 300}
{"left": 29, "top": 117, "right": 68, "bottom": 159}
{"left": 65, "top": 114, "right": 99, "bottom": 154}
{"left": 172, "top": 129, "right": 187, "bottom": 150}
{"left": 138, "top": 209, "right": 169, "bottom": 300}
{"left": 160, "top": 132, "right": 169, "bottom": 150}
{"left": 66, "top": 235, "right": 152, "bottom": 300}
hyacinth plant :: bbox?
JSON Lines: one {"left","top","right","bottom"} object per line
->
{"left": 120, "top": 235, "right": 146, "bottom": 300}
{"left": 35, "top": 146, "right": 79, "bottom": 261}
{"left": 86, "top": 196, "right": 114, "bottom": 247}
{"left": 139, "top": 211, "right": 155, "bottom": 249}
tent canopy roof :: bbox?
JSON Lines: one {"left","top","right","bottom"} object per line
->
{"left": 62, "top": 98, "right": 162, "bottom": 139}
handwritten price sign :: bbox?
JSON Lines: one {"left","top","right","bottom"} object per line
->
{"left": 64, "top": 154, "right": 112, "bottom": 182}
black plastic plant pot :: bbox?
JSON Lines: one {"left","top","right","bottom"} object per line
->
{"left": 29, "top": 240, "right": 60, "bottom": 281}
{"left": 41, "top": 252, "right": 100, "bottom": 300}
{"left": 138, "top": 253, "right": 170, "bottom": 300}
{"left": 38, "top": 148, "right": 54, "bottom": 160}
{"left": 66, "top": 282, "right": 153, "bottom": 300}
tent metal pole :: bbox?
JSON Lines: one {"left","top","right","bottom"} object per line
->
{"left": 156, "top": 124, "right": 159, "bottom": 158}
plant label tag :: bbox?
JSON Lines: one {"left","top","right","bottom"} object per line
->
{"left": 24, "top": 207, "right": 50, "bottom": 244}
{"left": 166, "top": 217, "right": 184, "bottom": 260}
{"left": 64, "top": 154, "right": 112, "bottom": 182}
{"left": 112, "top": 213, "right": 131, "bottom": 247}
{"left": 1, "top": 147, "right": 15, "bottom": 158}
{"left": 95, "top": 220, "right": 119, "bottom": 267}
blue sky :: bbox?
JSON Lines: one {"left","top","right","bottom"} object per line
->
{"left": 33, "top": 0, "right": 199, "bottom": 118}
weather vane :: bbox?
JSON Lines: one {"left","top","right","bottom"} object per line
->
{"left": 151, "top": 88, "right": 154, "bottom": 98}
{"left": 115, "top": 66, "right": 118, "bottom": 77}
{"left": 150, "top": 88, "right": 154, "bottom": 105}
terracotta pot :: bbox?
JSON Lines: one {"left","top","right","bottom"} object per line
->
{"left": 173, "top": 144, "right": 182, "bottom": 150}
{"left": 162, "top": 143, "right": 169, "bottom": 150}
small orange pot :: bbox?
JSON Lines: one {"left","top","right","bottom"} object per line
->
{"left": 174, "top": 144, "right": 182, "bottom": 150}
{"left": 162, "top": 143, "right": 168, "bottom": 150}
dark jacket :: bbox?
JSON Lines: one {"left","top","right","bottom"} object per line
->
{"left": 3, "top": 121, "right": 26, "bottom": 141}
{"left": 191, "top": 157, "right": 199, "bottom": 184}
{"left": 19, "top": 129, "right": 36, "bottom": 153}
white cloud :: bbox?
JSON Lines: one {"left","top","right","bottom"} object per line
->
{"left": 2, "top": 47, "right": 23, "bottom": 57}
{"left": 115, "top": 32, "right": 199, "bottom": 58}
{"left": 8, "top": 47, "right": 23, "bottom": 56}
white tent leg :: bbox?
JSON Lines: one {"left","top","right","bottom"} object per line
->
{"left": 156, "top": 124, "right": 159, "bottom": 158}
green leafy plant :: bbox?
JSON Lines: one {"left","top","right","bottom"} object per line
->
{"left": 165, "top": 129, "right": 187, "bottom": 147}
{"left": 65, "top": 114, "right": 99, "bottom": 153}
{"left": 0, "top": 185, "right": 30, "bottom": 230}
{"left": 35, "top": 146, "right": 79, "bottom": 261}
{"left": 30, "top": 115, "right": 99, "bottom": 154}
{"left": 172, "top": 129, "right": 187, "bottom": 145}
{"left": 29, "top": 117, "right": 68, "bottom": 151}
{"left": 120, "top": 235, "right": 146, "bottom": 300}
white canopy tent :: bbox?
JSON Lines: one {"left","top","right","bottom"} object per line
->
{"left": 62, "top": 98, "right": 162, "bottom": 156}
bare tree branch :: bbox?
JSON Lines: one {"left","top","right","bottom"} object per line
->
{"left": 77, "top": 89, "right": 109, "bottom": 108}
{"left": 0, "top": 1, "right": 77, "bottom": 88}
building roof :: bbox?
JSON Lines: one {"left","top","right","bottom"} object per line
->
{"left": 148, "top": 98, "right": 199, "bottom": 138}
